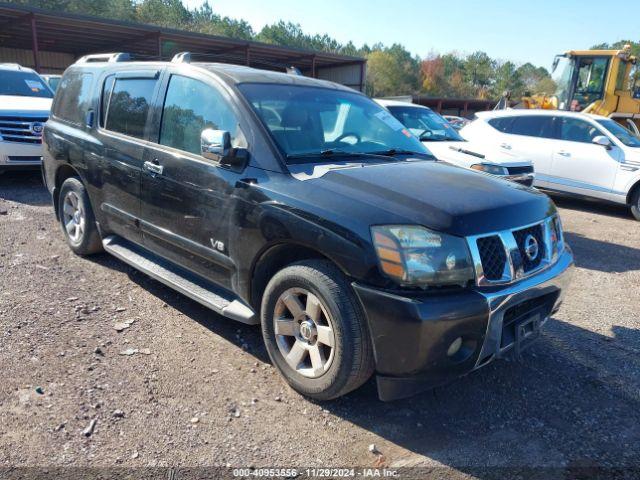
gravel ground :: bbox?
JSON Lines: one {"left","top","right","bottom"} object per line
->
{"left": 1, "top": 171, "right": 639, "bottom": 477}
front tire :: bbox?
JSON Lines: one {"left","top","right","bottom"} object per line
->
{"left": 261, "top": 260, "right": 374, "bottom": 400}
{"left": 58, "top": 177, "right": 103, "bottom": 255}
{"left": 630, "top": 188, "right": 640, "bottom": 221}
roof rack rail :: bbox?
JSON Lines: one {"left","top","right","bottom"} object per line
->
{"left": 76, "top": 53, "right": 131, "bottom": 64}
{"left": 171, "top": 52, "right": 191, "bottom": 64}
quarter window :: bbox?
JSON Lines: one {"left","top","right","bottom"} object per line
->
{"left": 159, "top": 75, "right": 240, "bottom": 156}
{"left": 104, "top": 77, "right": 157, "bottom": 139}
{"left": 54, "top": 71, "right": 94, "bottom": 126}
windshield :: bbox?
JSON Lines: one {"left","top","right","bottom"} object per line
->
{"left": 596, "top": 119, "right": 640, "bottom": 147}
{"left": 0, "top": 70, "right": 53, "bottom": 98}
{"left": 238, "top": 83, "right": 428, "bottom": 162}
{"left": 386, "top": 106, "right": 464, "bottom": 141}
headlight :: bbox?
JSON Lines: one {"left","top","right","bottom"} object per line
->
{"left": 371, "top": 225, "right": 474, "bottom": 288}
{"left": 470, "top": 163, "right": 509, "bottom": 176}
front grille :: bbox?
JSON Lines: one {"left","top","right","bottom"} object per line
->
{"left": 506, "top": 165, "right": 534, "bottom": 175}
{"left": 513, "top": 224, "right": 545, "bottom": 272}
{"left": 477, "top": 235, "right": 506, "bottom": 280}
{"left": 0, "top": 116, "right": 48, "bottom": 144}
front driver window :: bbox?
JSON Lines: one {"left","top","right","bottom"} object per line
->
{"left": 559, "top": 118, "right": 602, "bottom": 144}
{"left": 159, "top": 74, "right": 241, "bottom": 156}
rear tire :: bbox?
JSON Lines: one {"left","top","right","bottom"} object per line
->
{"left": 260, "top": 260, "right": 374, "bottom": 400}
{"left": 630, "top": 188, "right": 640, "bottom": 221}
{"left": 58, "top": 177, "right": 103, "bottom": 255}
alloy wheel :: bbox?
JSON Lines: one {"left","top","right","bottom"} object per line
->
{"left": 273, "top": 287, "right": 336, "bottom": 378}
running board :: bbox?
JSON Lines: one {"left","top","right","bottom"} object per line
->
{"left": 102, "top": 235, "right": 257, "bottom": 324}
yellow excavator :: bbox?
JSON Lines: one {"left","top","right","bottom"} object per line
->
{"left": 506, "top": 45, "right": 640, "bottom": 134}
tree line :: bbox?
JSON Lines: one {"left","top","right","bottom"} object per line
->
{"left": 10, "top": 0, "right": 598, "bottom": 100}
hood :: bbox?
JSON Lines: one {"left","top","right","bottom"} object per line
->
{"left": 307, "top": 160, "right": 554, "bottom": 237}
{"left": 0, "top": 95, "right": 52, "bottom": 115}
{"left": 424, "top": 140, "right": 531, "bottom": 167}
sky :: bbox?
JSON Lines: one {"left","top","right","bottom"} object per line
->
{"left": 183, "top": 0, "right": 640, "bottom": 70}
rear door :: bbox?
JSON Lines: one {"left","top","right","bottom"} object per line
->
{"left": 493, "top": 115, "right": 557, "bottom": 187}
{"left": 139, "top": 68, "right": 246, "bottom": 289}
{"left": 549, "top": 116, "right": 621, "bottom": 197}
{"left": 95, "top": 69, "right": 160, "bottom": 243}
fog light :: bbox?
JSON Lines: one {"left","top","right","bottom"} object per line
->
{"left": 447, "top": 337, "right": 463, "bottom": 357}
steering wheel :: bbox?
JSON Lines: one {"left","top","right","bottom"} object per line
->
{"left": 335, "top": 132, "right": 361, "bottom": 144}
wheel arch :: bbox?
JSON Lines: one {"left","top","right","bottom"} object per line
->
{"left": 249, "top": 241, "right": 351, "bottom": 310}
{"left": 52, "top": 164, "right": 83, "bottom": 218}
{"left": 626, "top": 178, "right": 640, "bottom": 205}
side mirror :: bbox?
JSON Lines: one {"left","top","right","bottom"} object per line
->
{"left": 592, "top": 135, "right": 612, "bottom": 149}
{"left": 201, "top": 128, "right": 231, "bottom": 161}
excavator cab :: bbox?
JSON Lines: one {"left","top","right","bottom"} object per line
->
{"left": 514, "top": 46, "right": 640, "bottom": 134}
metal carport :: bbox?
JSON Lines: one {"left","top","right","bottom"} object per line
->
{"left": 0, "top": 3, "right": 366, "bottom": 90}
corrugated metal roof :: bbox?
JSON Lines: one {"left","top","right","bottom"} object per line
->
{"left": 0, "top": 2, "right": 365, "bottom": 77}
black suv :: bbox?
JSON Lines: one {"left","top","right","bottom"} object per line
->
{"left": 43, "top": 53, "right": 573, "bottom": 401}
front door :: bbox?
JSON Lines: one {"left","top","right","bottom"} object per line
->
{"left": 140, "top": 70, "right": 246, "bottom": 289}
{"left": 550, "top": 116, "right": 621, "bottom": 197}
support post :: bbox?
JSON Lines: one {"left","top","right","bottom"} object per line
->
{"left": 311, "top": 55, "right": 317, "bottom": 78}
{"left": 30, "top": 14, "right": 40, "bottom": 72}
{"left": 462, "top": 101, "right": 469, "bottom": 117}
{"left": 437, "top": 99, "right": 443, "bottom": 113}
{"left": 359, "top": 61, "right": 365, "bottom": 92}
{"left": 245, "top": 47, "right": 251, "bottom": 66}
{"left": 157, "top": 33, "right": 162, "bottom": 60}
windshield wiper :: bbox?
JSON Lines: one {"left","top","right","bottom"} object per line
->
{"left": 369, "top": 149, "right": 423, "bottom": 156}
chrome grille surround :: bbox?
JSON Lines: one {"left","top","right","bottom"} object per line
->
{"left": 0, "top": 116, "right": 48, "bottom": 144}
{"left": 466, "top": 215, "right": 564, "bottom": 287}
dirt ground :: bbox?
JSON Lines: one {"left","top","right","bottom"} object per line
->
{"left": 1, "top": 171, "right": 639, "bottom": 478}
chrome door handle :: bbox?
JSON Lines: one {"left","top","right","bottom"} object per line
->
{"left": 500, "top": 143, "right": 512, "bottom": 150}
{"left": 143, "top": 160, "right": 164, "bottom": 175}
{"left": 557, "top": 150, "right": 571, "bottom": 157}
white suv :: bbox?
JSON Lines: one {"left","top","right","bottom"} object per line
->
{"left": 461, "top": 109, "right": 640, "bottom": 220}
{"left": 0, "top": 63, "right": 53, "bottom": 173}
{"left": 375, "top": 99, "right": 535, "bottom": 186}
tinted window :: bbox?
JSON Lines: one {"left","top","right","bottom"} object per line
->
{"left": 54, "top": 72, "right": 93, "bottom": 126}
{"left": 104, "top": 77, "right": 157, "bottom": 139}
{"left": 0, "top": 70, "right": 53, "bottom": 98}
{"left": 509, "top": 116, "right": 555, "bottom": 138}
{"left": 159, "top": 75, "right": 240, "bottom": 155}
{"left": 488, "top": 117, "right": 513, "bottom": 132}
{"left": 239, "top": 83, "right": 427, "bottom": 161}
{"left": 559, "top": 117, "right": 602, "bottom": 144}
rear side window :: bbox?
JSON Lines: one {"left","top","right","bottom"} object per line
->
{"left": 487, "top": 117, "right": 513, "bottom": 132}
{"left": 53, "top": 71, "right": 94, "bottom": 126}
{"left": 508, "top": 116, "right": 555, "bottom": 139}
{"left": 104, "top": 77, "right": 157, "bottom": 139}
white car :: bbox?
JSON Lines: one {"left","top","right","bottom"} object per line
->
{"left": 461, "top": 109, "right": 640, "bottom": 220}
{"left": 375, "top": 99, "right": 535, "bottom": 186}
{"left": 0, "top": 63, "right": 53, "bottom": 173}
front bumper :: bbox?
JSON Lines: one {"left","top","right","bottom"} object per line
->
{"left": 0, "top": 140, "right": 44, "bottom": 169}
{"left": 353, "top": 247, "right": 574, "bottom": 401}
